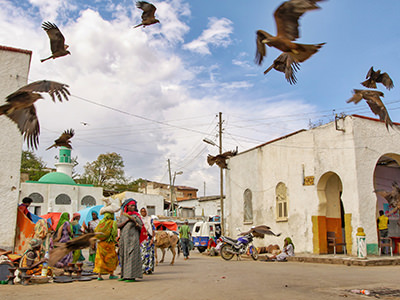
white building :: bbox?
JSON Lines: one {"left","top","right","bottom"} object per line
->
{"left": 20, "top": 147, "right": 103, "bottom": 215}
{"left": 178, "top": 196, "right": 221, "bottom": 218}
{"left": 225, "top": 115, "right": 400, "bottom": 255}
{"left": 0, "top": 45, "right": 31, "bottom": 251}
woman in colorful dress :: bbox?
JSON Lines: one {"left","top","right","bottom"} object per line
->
{"left": 53, "top": 212, "right": 73, "bottom": 268}
{"left": 70, "top": 213, "right": 85, "bottom": 263}
{"left": 118, "top": 199, "right": 146, "bottom": 282}
{"left": 93, "top": 211, "right": 119, "bottom": 280}
{"left": 140, "top": 207, "right": 155, "bottom": 275}
{"left": 87, "top": 211, "right": 100, "bottom": 264}
{"left": 19, "top": 238, "right": 46, "bottom": 275}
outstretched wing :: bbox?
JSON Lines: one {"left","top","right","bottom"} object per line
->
{"left": 364, "top": 93, "right": 393, "bottom": 129}
{"left": 240, "top": 225, "right": 281, "bottom": 238}
{"left": 207, "top": 154, "right": 217, "bottom": 166}
{"left": 136, "top": 1, "right": 156, "bottom": 20}
{"left": 274, "top": 0, "right": 323, "bottom": 41}
{"left": 42, "top": 21, "right": 66, "bottom": 54}
{"left": 264, "top": 53, "right": 300, "bottom": 84}
{"left": 377, "top": 72, "right": 394, "bottom": 90}
{"left": 255, "top": 30, "right": 271, "bottom": 65}
{"left": 8, "top": 105, "right": 40, "bottom": 149}
{"left": 8, "top": 80, "right": 70, "bottom": 103}
{"left": 59, "top": 128, "right": 75, "bottom": 141}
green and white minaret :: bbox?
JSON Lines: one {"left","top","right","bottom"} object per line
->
{"left": 54, "top": 147, "right": 73, "bottom": 177}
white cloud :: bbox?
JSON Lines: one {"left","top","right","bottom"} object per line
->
{"left": 183, "top": 17, "right": 233, "bottom": 55}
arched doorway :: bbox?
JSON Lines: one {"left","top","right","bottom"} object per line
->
{"left": 313, "top": 172, "right": 345, "bottom": 254}
{"left": 373, "top": 154, "right": 400, "bottom": 254}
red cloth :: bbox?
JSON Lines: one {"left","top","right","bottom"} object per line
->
{"left": 124, "top": 201, "right": 147, "bottom": 243}
{"left": 71, "top": 212, "right": 80, "bottom": 221}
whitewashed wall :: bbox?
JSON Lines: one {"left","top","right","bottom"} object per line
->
{"left": 20, "top": 182, "right": 103, "bottom": 215}
{"left": 178, "top": 198, "right": 220, "bottom": 217}
{"left": 0, "top": 46, "right": 31, "bottom": 250}
{"left": 225, "top": 116, "right": 400, "bottom": 254}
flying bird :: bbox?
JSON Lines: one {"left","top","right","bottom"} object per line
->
{"left": 347, "top": 89, "right": 393, "bottom": 129}
{"left": 134, "top": 1, "right": 160, "bottom": 28}
{"left": 207, "top": 148, "right": 238, "bottom": 169}
{"left": 41, "top": 21, "right": 70, "bottom": 63}
{"left": 240, "top": 225, "right": 281, "bottom": 239}
{"left": 46, "top": 129, "right": 75, "bottom": 150}
{"left": 0, "top": 80, "right": 70, "bottom": 149}
{"left": 255, "top": 0, "right": 325, "bottom": 81}
{"left": 264, "top": 53, "right": 300, "bottom": 84}
{"left": 361, "top": 67, "right": 394, "bottom": 90}
{"left": 48, "top": 233, "right": 100, "bottom": 267}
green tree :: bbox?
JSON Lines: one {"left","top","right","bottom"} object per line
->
{"left": 82, "top": 152, "right": 126, "bottom": 187}
{"left": 21, "top": 150, "right": 49, "bottom": 181}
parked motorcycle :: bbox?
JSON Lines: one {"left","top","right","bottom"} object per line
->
{"left": 220, "top": 232, "right": 259, "bottom": 261}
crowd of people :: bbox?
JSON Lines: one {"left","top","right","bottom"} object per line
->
{"left": 18, "top": 197, "right": 164, "bottom": 282}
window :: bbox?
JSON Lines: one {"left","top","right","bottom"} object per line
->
{"left": 276, "top": 182, "right": 288, "bottom": 221}
{"left": 29, "top": 192, "right": 44, "bottom": 203}
{"left": 81, "top": 195, "right": 96, "bottom": 207}
{"left": 55, "top": 194, "right": 71, "bottom": 205}
{"left": 243, "top": 188, "right": 253, "bottom": 223}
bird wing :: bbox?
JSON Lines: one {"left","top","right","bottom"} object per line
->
{"left": 265, "top": 53, "right": 300, "bottom": 84}
{"left": 365, "top": 66, "right": 374, "bottom": 79}
{"left": 364, "top": 94, "right": 393, "bottom": 129}
{"left": 255, "top": 30, "right": 271, "bottom": 65}
{"left": 42, "top": 22, "right": 66, "bottom": 54}
{"left": 8, "top": 105, "right": 40, "bottom": 149}
{"left": 215, "top": 156, "right": 228, "bottom": 169}
{"left": 9, "top": 80, "right": 70, "bottom": 103}
{"left": 137, "top": 1, "right": 156, "bottom": 20}
{"left": 375, "top": 189, "right": 390, "bottom": 200}
{"left": 65, "top": 233, "right": 100, "bottom": 251}
{"left": 48, "top": 246, "right": 69, "bottom": 267}
{"left": 346, "top": 89, "right": 364, "bottom": 104}
{"left": 221, "top": 150, "right": 237, "bottom": 159}
{"left": 59, "top": 128, "right": 75, "bottom": 141}
{"left": 377, "top": 72, "right": 394, "bottom": 90}
{"left": 274, "top": 0, "right": 322, "bottom": 41}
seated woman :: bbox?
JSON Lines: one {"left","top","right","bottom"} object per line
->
{"left": 19, "top": 238, "right": 47, "bottom": 275}
{"left": 268, "top": 237, "right": 295, "bottom": 261}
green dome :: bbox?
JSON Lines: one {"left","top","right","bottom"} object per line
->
{"left": 38, "top": 172, "right": 76, "bottom": 185}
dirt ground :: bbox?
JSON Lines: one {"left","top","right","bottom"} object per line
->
{"left": 2, "top": 250, "right": 400, "bottom": 300}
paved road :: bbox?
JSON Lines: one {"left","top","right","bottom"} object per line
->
{"left": 3, "top": 251, "right": 400, "bottom": 300}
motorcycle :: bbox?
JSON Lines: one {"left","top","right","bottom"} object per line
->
{"left": 219, "top": 232, "right": 259, "bottom": 261}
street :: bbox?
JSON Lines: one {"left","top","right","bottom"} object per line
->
{"left": 2, "top": 251, "right": 400, "bottom": 300}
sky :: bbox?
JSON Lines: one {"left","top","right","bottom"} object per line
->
{"left": 1, "top": 0, "right": 400, "bottom": 196}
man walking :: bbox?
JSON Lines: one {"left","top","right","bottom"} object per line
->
{"left": 179, "top": 220, "right": 191, "bottom": 260}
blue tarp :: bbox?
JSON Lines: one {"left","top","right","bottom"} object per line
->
{"left": 77, "top": 205, "right": 104, "bottom": 227}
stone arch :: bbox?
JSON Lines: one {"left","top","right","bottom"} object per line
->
{"left": 373, "top": 153, "right": 400, "bottom": 253}
{"left": 55, "top": 193, "right": 71, "bottom": 205}
{"left": 314, "top": 172, "right": 345, "bottom": 254}
{"left": 29, "top": 192, "right": 44, "bottom": 203}
{"left": 81, "top": 195, "right": 96, "bottom": 207}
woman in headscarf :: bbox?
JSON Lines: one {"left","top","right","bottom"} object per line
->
{"left": 87, "top": 211, "right": 100, "bottom": 264}
{"left": 70, "top": 213, "right": 85, "bottom": 263}
{"left": 19, "top": 238, "right": 46, "bottom": 275}
{"left": 268, "top": 237, "right": 295, "bottom": 261}
{"left": 33, "top": 219, "right": 49, "bottom": 258}
{"left": 140, "top": 207, "right": 155, "bottom": 275}
{"left": 93, "top": 212, "right": 118, "bottom": 280}
{"left": 53, "top": 212, "right": 73, "bottom": 268}
{"left": 118, "top": 199, "right": 146, "bottom": 282}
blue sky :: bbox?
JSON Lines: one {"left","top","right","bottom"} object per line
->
{"left": 1, "top": 0, "right": 400, "bottom": 195}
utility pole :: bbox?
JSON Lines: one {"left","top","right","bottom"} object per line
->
{"left": 168, "top": 159, "right": 173, "bottom": 215}
{"left": 219, "top": 112, "right": 224, "bottom": 235}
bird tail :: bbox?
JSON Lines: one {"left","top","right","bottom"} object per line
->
{"left": 133, "top": 23, "right": 143, "bottom": 28}
{"left": 291, "top": 42, "right": 326, "bottom": 63}
{"left": 46, "top": 144, "right": 55, "bottom": 151}
{"left": 263, "top": 64, "right": 275, "bottom": 75}
{"left": 40, "top": 56, "right": 52, "bottom": 63}
{"left": 361, "top": 79, "right": 377, "bottom": 89}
